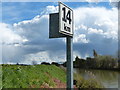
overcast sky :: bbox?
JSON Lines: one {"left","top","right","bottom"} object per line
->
{"left": 1, "top": 1, "right": 118, "bottom": 64}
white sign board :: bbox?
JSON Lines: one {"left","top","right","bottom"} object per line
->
{"left": 59, "top": 2, "right": 73, "bottom": 36}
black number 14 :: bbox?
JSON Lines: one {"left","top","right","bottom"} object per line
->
{"left": 62, "top": 7, "right": 71, "bottom": 24}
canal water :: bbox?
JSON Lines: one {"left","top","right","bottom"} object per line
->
{"left": 74, "top": 68, "right": 120, "bottom": 88}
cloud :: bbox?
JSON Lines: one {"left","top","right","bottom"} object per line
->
{"left": 88, "top": 28, "right": 103, "bottom": 34}
{"left": 21, "top": 50, "right": 66, "bottom": 64}
{"left": 84, "top": 0, "right": 100, "bottom": 2}
{"left": 21, "top": 51, "right": 52, "bottom": 64}
{"left": 1, "top": 4, "right": 118, "bottom": 64}
{"left": 74, "top": 7, "right": 118, "bottom": 40}
{"left": 73, "top": 6, "right": 118, "bottom": 57}
{"left": 13, "top": 15, "right": 49, "bottom": 41}
{"left": 84, "top": 0, "right": 120, "bottom": 3}
{"left": 2, "top": 5, "right": 65, "bottom": 64}
{"left": 74, "top": 34, "right": 90, "bottom": 43}
{"left": 0, "top": 23, "right": 28, "bottom": 45}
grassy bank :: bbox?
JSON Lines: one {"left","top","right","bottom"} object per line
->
{"left": 2, "top": 64, "right": 103, "bottom": 88}
{"left": 2, "top": 64, "right": 66, "bottom": 88}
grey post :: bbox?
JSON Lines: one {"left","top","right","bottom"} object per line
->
{"left": 118, "top": 1, "right": 120, "bottom": 89}
{"left": 66, "top": 36, "right": 73, "bottom": 89}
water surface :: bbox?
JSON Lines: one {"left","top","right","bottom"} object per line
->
{"left": 74, "top": 68, "right": 120, "bottom": 88}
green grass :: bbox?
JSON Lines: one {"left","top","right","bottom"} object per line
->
{"left": 2, "top": 64, "right": 66, "bottom": 88}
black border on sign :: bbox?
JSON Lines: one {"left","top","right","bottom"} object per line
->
{"left": 59, "top": 2, "right": 74, "bottom": 37}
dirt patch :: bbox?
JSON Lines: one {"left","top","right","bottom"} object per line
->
{"left": 40, "top": 78, "right": 66, "bottom": 88}
{"left": 52, "top": 78, "right": 77, "bottom": 88}
{"left": 41, "top": 71, "right": 77, "bottom": 88}
{"left": 52, "top": 78, "right": 66, "bottom": 88}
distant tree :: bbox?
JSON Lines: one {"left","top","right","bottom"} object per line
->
{"left": 95, "top": 55, "right": 118, "bottom": 69}
{"left": 41, "top": 62, "right": 50, "bottom": 65}
{"left": 118, "top": 50, "right": 120, "bottom": 69}
{"left": 74, "top": 56, "right": 86, "bottom": 68}
{"left": 51, "top": 62, "right": 60, "bottom": 66}
{"left": 74, "top": 51, "right": 118, "bottom": 69}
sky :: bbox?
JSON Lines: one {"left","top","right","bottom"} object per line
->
{"left": 0, "top": 1, "right": 119, "bottom": 64}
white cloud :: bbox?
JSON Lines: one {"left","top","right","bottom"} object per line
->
{"left": 84, "top": 0, "right": 120, "bottom": 3}
{"left": 109, "top": 0, "right": 120, "bottom": 2}
{"left": 74, "top": 7, "right": 118, "bottom": 43}
{"left": 45, "top": 6, "right": 58, "bottom": 14}
{"left": 74, "top": 34, "right": 89, "bottom": 43}
{"left": 88, "top": 28, "right": 103, "bottom": 34}
{"left": 21, "top": 51, "right": 52, "bottom": 64}
{"left": 13, "top": 15, "right": 49, "bottom": 43}
{"left": 0, "top": 23, "right": 28, "bottom": 45}
{"left": 20, "top": 50, "right": 66, "bottom": 64}
{"left": 85, "top": 0, "right": 99, "bottom": 2}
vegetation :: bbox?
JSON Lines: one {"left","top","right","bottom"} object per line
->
{"left": 73, "top": 50, "right": 118, "bottom": 70}
{"left": 94, "top": 55, "right": 118, "bottom": 69}
{"left": 74, "top": 73, "right": 104, "bottom": 89}
{"left": 2, "top": 64, "right": 66, "bottom": 88}
{"left": 2, "top": 64, "right": 104, "bottom": 88}
{"left": 74, "top": 55, "right": 118, "bottom": 69}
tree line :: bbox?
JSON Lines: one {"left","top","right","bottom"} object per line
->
{"left": 73, "top": 50, "right": 119, "bottom": 70}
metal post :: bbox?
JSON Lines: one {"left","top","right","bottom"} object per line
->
{"left": 66, "top": 36, "right": 73, "bottom": 89}
{"left": 118, "top": 1, "right": 120, "bottom": 89}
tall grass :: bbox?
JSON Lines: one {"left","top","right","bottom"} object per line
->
{"left": 74, "top": 73, "right": 104, "bottom": 88}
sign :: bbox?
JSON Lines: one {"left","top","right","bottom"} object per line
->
{"left": 49, "top": 13, "right": 66, "bottom": 38}
{"left": 49, "top": 2, "right": 73, "bottom": 88}
{"left": 59, "top": 2, "right": 73, "bottom": 37}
